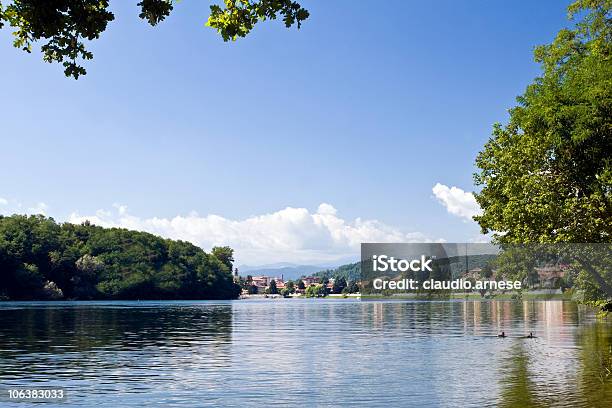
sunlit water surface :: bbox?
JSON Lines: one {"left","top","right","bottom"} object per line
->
{"left": 0, "top": 300, "right": 611, "bottom": 407}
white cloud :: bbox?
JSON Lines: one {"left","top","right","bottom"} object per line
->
{"left": 432, "top": 183, "right": 481, "bottom": 221}
{"left": 112, "top": 203, "right": 128, "bottom": 215}
{"left": 27, "top": 202, "right": 48, "bottom": 215}
{"left": 468, "top": 235, "right": 491, "bottom": 244}
{"left": 0, "top": 197, "right": 7, "bottom": 206}
{"left": 68, "top": 203, "right": 436, "bottom": 265}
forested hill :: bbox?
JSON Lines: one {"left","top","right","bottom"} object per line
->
{"left": 313, "top": 254, "right": 498, "bottom": 282}
{"left": 314, "top": 262, "right": 361, "bottom": 282}
{"left": 0, "top": 215, "right": 240, "bottom": 300}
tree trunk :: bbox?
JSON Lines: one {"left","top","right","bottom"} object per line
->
{"left": 576, "top": 258, "right": 612, "bottom": 299}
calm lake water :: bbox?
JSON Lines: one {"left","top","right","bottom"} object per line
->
{"left": 0, "top": 299, "right": 611, "bottom": 407}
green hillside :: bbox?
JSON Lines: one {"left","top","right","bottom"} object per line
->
{"left": 313, "top": 254, "right": 498, "bottom": 282}
{"left": 0, "top": 215, "right": 240, "bottom": 300}
{"left": 313, "top": 262, "right": 360, "bottom": 282}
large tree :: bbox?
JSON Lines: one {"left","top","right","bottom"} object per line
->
{"left": 474, "top": 0, "right": 611, "bottom": 307}
{"left": 0, "top": 0, "right": 309, "bottom": 78}
{"left": 474, "top": 0, "right": 611, "bottom": 244}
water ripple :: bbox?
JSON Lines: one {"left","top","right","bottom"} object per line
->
{"left": 0, "top": 300, "right": 610, "bottom": 407}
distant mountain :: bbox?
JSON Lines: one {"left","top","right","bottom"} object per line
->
{"left": 237, "top": 264, "right": 334, "bottom": 281}
{"left": 239, "top": 262, "right": 309, "bottom": 272}
{"left": 312, "top": 254, "right": 499, "bottom": 282}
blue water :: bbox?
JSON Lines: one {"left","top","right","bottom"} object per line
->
{"left": 0, "top": 299, "right": 610, "bottom": 407}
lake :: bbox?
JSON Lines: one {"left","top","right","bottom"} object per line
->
{"left": 0, "top": 299, "right": 611, "bottom": 407}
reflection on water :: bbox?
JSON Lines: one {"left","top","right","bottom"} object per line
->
{"left": 0, "top": 300, "right": 610, "bottom": 407}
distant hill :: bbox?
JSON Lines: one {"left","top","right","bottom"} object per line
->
{"left": 239, "top": 262, "right": 304, "bottom": 271}
{"left": 312, "top": 254, "right": 498, "bottom": 282}
{"left": 313, "top": 262, "right": 361, "bottom": 282}
{"left": 238, "top": 264, "right": 332, "bottom": 281}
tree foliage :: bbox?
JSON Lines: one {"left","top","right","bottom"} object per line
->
{"left": 304, "top": 284, "right": 325, "bottom": 298}
{"left": 474, "top": 0, "right": 611, "bottom": 244}
{"left": 211, "top": 246, "right": 234, "bottom": 272}
{"left": 0, "top": 214, "right": 241, "bottom": 300}
{"left": 474, "top": 0, "right": 612, "bottom": 308}
{"left": 267, "top": 278, "right": 278, "bottom": 294}
{"left": 208, "top": 0, "right": 309, "bottom": 41}
{"left": 313, "top": 262, "right": 361, "bottom": 282}
{"left": 345, "top": 280, "right": 359, "bottom": 294}
{"left": 0, "top": 0, "right": 309, "bottom": 78}
{"left": 332, "top": 276, "right": 346, "bottom": 294}
{"left": 285, "top": 279, "right": 295, "bottom": 293}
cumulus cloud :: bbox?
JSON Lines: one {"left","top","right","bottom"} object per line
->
{"left": 0, "top": 198, "right": 48, "bottom": 216}
{"left": 27, "top": 202, "right": 48, "bottom": 215}
{"left": 68, "top": 203, "right": 436, "bottom": 265}
{"left": 432, "top": 183, "right": 481, "bottom": 221}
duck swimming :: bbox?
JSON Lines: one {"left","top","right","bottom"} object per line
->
{"left": 497, "top": 331, "right": 506, "bottom": 338}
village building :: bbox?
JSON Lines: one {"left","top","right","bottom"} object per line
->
{"left": 302, "top": 276, "right": 319, "bottom": 286}
{"left": 535, "top": 265, "right": 569, "bottom": 288}
{"left": 461, "top": 268, "right": 486, "bottom": 280}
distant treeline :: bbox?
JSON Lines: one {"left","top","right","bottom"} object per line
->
{"left": 0, "top": 215, "right": 240, "bottom": 300}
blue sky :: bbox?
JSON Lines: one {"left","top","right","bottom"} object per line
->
{"left": 0, "top": 1, "right": 571, "bottom": 265}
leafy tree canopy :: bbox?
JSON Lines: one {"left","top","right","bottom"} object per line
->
{"left": 267, "top": 279, "right": 278, "bottom": 294}
{"left": 474, "top": 0, "right": 612, "bottom": 309}
{"left": 474, "top": 0, "right": 611, "bottom": 244}
{"left": 211, "top": 246, "right": 234, "bottom": 272}
{"left": 0, "top": 214, "right": 241, "bottom": 300}
{"left": 332, "top": 276, "right": 346, "bottom": 294}
{"left": 0, "top": 0, "right": 309, "bottom": 78}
